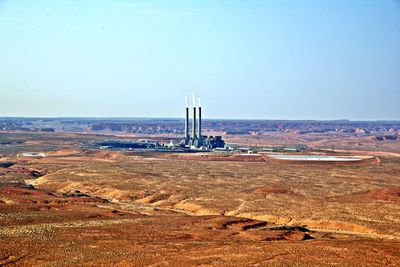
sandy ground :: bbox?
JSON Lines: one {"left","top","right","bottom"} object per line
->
{"left": 1, "top": 133, "right": 400, "bottom": 266}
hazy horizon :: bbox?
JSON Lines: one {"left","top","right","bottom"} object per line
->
{"left": 1, "top": 0, "right": 399, "bottom": 120}
{"left": 1, "top": 116, "right": 400, "bottom": 123}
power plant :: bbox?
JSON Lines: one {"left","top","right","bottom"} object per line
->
{"left": 182, "top": 93, "right": 225, "bottom": 149}
{"left": 95, "top": 94, "right": 225, "bottom": 152}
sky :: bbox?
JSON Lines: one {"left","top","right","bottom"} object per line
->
{"left": 0, "top": 0, "right": 399, "bottom": 120}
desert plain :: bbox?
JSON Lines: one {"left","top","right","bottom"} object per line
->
{"left": 1, "top": 124, "right": 400, "bottom": 266}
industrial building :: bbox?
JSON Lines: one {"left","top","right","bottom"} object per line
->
{"left": 182, "top": 94, "right": 225, "bottom": 149}
{"left": 95, "top": 95, "right": 225, "bottom": 152}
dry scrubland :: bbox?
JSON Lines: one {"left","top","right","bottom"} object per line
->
{"left": 1, "top": 132, "right": 400, "bottom": 266}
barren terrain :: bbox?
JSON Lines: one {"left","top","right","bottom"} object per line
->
{"left": 1, "top": 131, "right": 400, "bottom": 266}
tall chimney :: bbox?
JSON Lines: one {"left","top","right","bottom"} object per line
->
{"left": 197, "top": 97, "right": 202, "bottom": 146}
{"left": 184, "top": 97, "right": 189, "bottom": 145}
{"left": 192, "top": 93, "right": 197, "bottom": 141}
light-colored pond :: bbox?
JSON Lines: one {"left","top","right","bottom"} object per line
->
{"left": 269, "top": 154, "right": 372, "bottom": 162}
{"left": 21, "top": 152, "right": 46, "bottom": 158}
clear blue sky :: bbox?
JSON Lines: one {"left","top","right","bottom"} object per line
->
{"left": 1, "top": 0, "right": 399, "bottom": 120}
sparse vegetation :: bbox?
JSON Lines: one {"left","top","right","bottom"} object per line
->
{"left": 1, "top": 131, "right": 400, "bottom": 265}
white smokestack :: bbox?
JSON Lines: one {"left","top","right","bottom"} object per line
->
{"left": 184, "top": 96, "right": 189, "bottom": 145}
{"left": 197, "top": 96, "right": 202, "bottom": 146}
{"left": 192, "top": 91, "right": 196, "bottom": 141}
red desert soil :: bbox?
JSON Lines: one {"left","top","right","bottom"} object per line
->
{"left": 366, "top": 188, "right": 400, "bottom": 202}
{"left": 1, "top": 131, "right": 400, "bottom": 265}
{"left": 266, "top": 156, "right": 377, "bottom": 166}
{"left": 252, "top": 187, "right": 293, "bottom": 195}
{"left": 173, "top": 154, "right": 265, "bottom": 162}
{"left": 1, "top": 183, "right": 400, "bottom": 266}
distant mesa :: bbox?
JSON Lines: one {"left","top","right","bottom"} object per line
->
{"left": 355, "top": 128, "right": 370, "bottom": 135}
